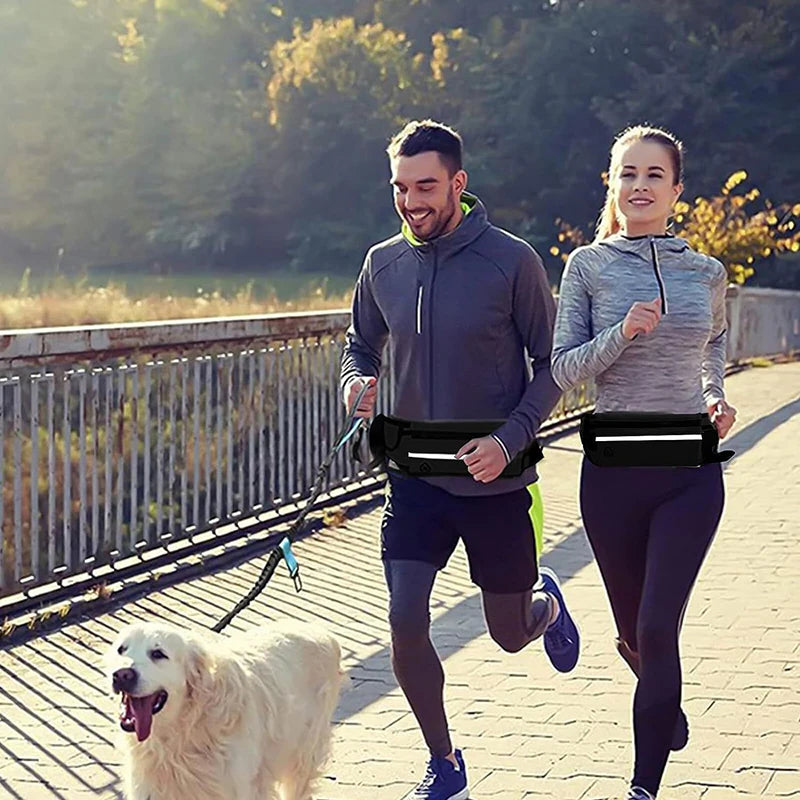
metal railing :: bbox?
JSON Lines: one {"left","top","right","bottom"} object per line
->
{"left": 725, "top": 285, "right": 800, "bottom": 360}
{"left": 0, "top": 287, "right": 798, "bottom": 607}
{"left": 0, "top": 312, "right": 393, "bottom": 603}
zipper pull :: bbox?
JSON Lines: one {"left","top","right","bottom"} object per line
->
{"left": 649, "top": 237, "right": 668, "bottom": 315}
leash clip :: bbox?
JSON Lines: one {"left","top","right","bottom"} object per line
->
{"left": 278, "top": 537, "right": 303, "bottom": 593}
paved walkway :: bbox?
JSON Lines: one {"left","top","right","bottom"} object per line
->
{"left": 1, "top": 361, "right": 799, "bottom": 800}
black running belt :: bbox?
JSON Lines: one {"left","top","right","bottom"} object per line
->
{"left": 580, "top": 412, "right": 734, "bottom": 467}
{"left": 368, "top": 414, "right": 544, "bottom": 477}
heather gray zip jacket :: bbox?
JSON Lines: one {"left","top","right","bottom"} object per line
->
{"left": 340, "top": 193, "right": 562, "bottom": 496}
{"left": 551, "top": 233, "right": 728, "bottom": 413}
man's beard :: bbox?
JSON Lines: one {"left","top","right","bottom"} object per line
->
{"left": 416, "top": 190, "right": 459, "bottom": 241}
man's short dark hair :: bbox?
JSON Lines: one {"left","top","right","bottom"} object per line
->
{"left": 387, "top": 120, "right": 463, "bottom": 175}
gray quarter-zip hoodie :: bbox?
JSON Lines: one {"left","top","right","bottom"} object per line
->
{"left": 341, "top": 193, "right": 562, "bottom": 496}
{"left": 551, "top": 233, "right": 728, "bottom": 413}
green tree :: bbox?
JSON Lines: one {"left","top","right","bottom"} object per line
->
{"left": 591, "top": 0, "right": 800, "bottom": 207}
{"left": 0, "top": 0, "right": 133, "bottom": 263}
{"left": 1, "top": 0, "right": 799, "bottom": 285}
{"left": 92, "top": 0, "right": 258, "bottom": 264}
{"left": 265, "top": 17, "right": 433, "bottom": 270}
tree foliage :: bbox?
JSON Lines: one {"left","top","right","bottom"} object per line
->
{"left": 550, "top": 174, "right": 800, "bottom": 285}
{"left": 675, "top": 174, "right": 800, "bottom": 284}
{"left": 0, "top": 0, "right": 798, "bottom": 285}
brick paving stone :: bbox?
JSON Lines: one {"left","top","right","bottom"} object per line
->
{"left": 0, "top": 362, "right": 798, "bottom": 799}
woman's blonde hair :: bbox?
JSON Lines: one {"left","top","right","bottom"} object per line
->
{"left": 595, "top": 125, "right": 684, "bottom": 241}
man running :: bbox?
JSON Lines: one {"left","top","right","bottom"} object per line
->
{"left": 341, "top": 120, "right": 580, "bottom": 800}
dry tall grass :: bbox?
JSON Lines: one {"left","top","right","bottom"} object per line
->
{"left": 0, "top": 280, "right": 352, "bottom": 329}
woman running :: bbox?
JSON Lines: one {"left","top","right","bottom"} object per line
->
{"left": 551, "top": 124, "right": 737, "bottom": 799}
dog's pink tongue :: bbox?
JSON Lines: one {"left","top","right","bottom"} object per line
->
{"left": 129, "top": 695, "right": 156, "bottom": 742}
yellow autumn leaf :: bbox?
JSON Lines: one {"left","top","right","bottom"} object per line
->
{"left": 323, "top": 508, "right": 347, "bottom": 526}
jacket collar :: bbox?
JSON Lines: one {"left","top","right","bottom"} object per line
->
{"left": 598, "top": 232, "right": 690, "bottom": 258}
{"left": 402, "top": 192, "right": 490, "bottom": 260}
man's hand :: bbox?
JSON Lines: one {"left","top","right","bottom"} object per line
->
{"left": 708, "top": 399, "right": 737, "bottom": 439}
{"left": 345, "top": 376, "right": 378, "bottom": 419}
{"left": 456, "top": 436, "right": 508, "bottom": 483}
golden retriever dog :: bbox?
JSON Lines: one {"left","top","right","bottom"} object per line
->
{"left": 104, "top": 619, "right": 344, "bottom": 800}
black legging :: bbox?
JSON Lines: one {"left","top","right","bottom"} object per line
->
{"left": 384, "top": 559, "right": 553, "bottom": 757}
{"left": 580, "top": 458, "right": 724, "bottom": 796}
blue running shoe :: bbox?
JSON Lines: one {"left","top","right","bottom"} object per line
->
{"left": 403, "top": 749, "right": 469, "bottom": 800}
{"left": 540, "top": 566, "right": 580, "bottom": 673}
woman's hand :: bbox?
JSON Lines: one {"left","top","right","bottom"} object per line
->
{"left": 622, "top": 297, "right": 662, "bottom": 340}
{"left": 708, "top": 399, "right": 737, "bottom": 439}
{"left": 456, "top": 436, "right": 508, "bottom": 483}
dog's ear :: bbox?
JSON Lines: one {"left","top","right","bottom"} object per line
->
{"left": 184, "top": 634, "right": 216, "bottom": 706}
{"left": 205, "top": 647, "right": 248, "bottom": 733}
{"left": 183, "top": 633, "right": 249, "bottom": 732}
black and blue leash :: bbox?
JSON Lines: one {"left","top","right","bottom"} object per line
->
{"left": 211, "top": 382, "right": 372, "bottom": 633}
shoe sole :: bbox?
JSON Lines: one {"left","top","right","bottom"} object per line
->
{"left": 402, "top": 784, "right": 469, "bottom": 800}
{"left": 540, "top": 566, "right": 581, "bottom": 673}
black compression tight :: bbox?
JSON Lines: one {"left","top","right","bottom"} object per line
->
{"left": 383, "top": 559, "right": 553, "bottom": 757}
{"left": 580, "top": 459, "right": 724, "bottom": 796}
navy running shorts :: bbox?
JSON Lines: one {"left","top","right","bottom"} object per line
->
{"left": 380, "top": 469, "right": 540, "bottom": 593}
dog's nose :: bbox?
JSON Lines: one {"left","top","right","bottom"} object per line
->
{"left": 112, "top": 667, "right": 138, "bottom": 693}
